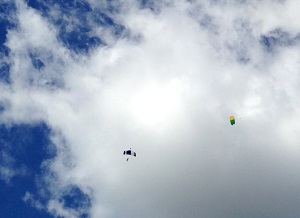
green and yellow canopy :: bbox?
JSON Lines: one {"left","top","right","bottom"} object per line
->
{"left": 229, "top": 116, "right": 235, "bottom": 125}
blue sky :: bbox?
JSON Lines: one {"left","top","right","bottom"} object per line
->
{"left": 0, "top": 124, "right": 54, "bottom": 218}
{"left": 1, "top": 0, "right": 300, "bottom": 218}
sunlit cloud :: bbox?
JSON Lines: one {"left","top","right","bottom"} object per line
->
{"left": 1, "top": 0, "right": 300, "bottom": 217}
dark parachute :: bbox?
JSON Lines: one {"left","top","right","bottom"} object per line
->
{"left": 123, "top": 149, "right": 136, "bottom": 161}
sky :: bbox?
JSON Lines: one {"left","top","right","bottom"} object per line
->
{"left": 1, "top": 0, "right": 300, "bottom": 217}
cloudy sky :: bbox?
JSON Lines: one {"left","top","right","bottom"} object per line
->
{"left": 1, "top": 0, "right": 300, "bottom": 217}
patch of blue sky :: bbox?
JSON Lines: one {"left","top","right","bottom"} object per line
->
{"left": 261, "top": 29, "right": 300, "bottom": 52}
{"left": 59, "top": 185, "right": 91, "bottom": 216}
{"left": 0, "top": 105, "right": 4, "bottom": 113}
{"left": 0, "top": 123, "right": 55, "bottom": 179}
{"left": 0, "top": 1, "right": 17, "bottom": 84}
{"left": 0, "top": 99, "right": 9, "bottom": 116}
{"left": 139, "top": 0, "right": 156, "bottom": 9}
{"left": 0, "top": 61, "right": 11, "bottom": 84}
{"left": 25, "top": 0, "right": 125, "bottom": 54}
{"left": 29, "top": 53, "right": 46, "bottom": 71}
{"left": 0, "top": 2, "right": 17, "bottom": 45}
{"left": 139, "top": 0, "right": 168, "bottom": 13}
{"left": 0, "top": 123, "right": 56, "bottom": 217}
{"left": 0, "top": 181, "right": 53, "bottom": 218}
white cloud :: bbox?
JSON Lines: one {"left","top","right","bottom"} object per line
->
{"left": 47, "top": 199, "right": 78, "bottom": 218}
{"left": 0, "top": 150, "right": 27, "bottom": 183}
{"left": 0, "top": 164, "right": 16, "bottom": 183}
{"left": 23, "top": 192, "right": 44, "bottom": 210}
{"left": 2, "top": 0, "right": 300, "bottom": 217}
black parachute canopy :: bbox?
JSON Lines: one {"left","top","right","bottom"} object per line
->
{"left": 123, "top": 149, "right": 136, "bottom": 157}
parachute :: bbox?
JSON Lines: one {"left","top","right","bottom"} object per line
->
{"left": 229, "top": 115, "right": 235, "bottom": 125}
{"left": 123, "top": 149, "right": 136, "bottom": 161}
